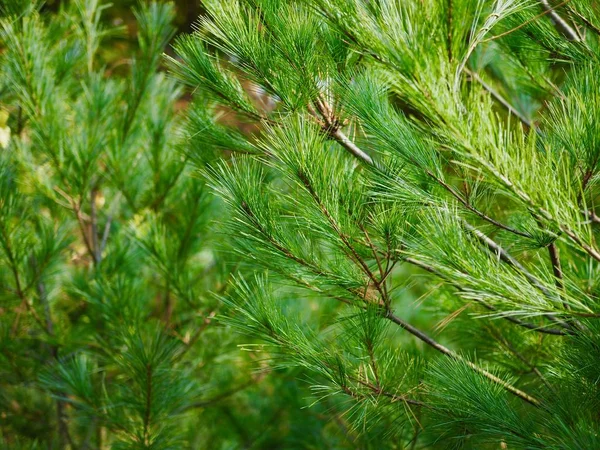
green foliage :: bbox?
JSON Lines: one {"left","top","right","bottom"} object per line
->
{"left": 1, "top": 1, "right": 350, "bottom": 449}
{"left": 172, "top": 0, "right": 600, "bottom": 448}
{"left": 5, "top": 0, "right": 600, "bottom": 448}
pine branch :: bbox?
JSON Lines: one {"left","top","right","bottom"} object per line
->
{"left": 316, "top": 98, "right": 528, "bottom": 239}
{"left": 404, "top": 256, "right": 567, "bottom": 335}
{"left": 317, "top": 120, "right": 571, "bottom": 333}
{"left": 313, "top": 97, "right": 374, "bottom": 165}
{"left": 426, "top": 168, "right": 532, "bottom": 238}
{"left": 463, "top": 222, "right": 574, "bottom": 330}
{"left": 538, "top": 0, "right": 581, "bottom": 41}
{"left": 293, "top": 136, "right": 542, "bottom": 406}
{"left": 232, "top": 161, "right": 544, "bottom": 406}
{"left": 385, "top": 310, "right": 540, "bottom": 406}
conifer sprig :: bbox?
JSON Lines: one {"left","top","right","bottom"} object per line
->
{"left": 175, "top": 0, "right": 600, "bottom": 446}
{"left": 2, "top": 2, "right": 322, "bottom": 448}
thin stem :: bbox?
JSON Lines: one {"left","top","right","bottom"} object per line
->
{"left": 343, "top": 380, "right": 426, "bottom": 408}
{"left": 90, "top": 188, "right": 100, "bottom": 264}
{"left": 1, "top": 227, "right": 50, "bottom": 335}
{"left": 296, "top": 171, "right": 385, "bottom": 302}
{"left": 548, "top": 243, "right": 568, "bottom": 309}
{"left": 331, "top": 128, "right": 374, "bottom": 165}
{"left": 100, "top": 192, "right": 122, "bottom": 255}
{"left": 185, "top": 377, "right": 263, "bottom": 410}
{"left": 404, "top": 256, "right": 566, "bottom": 335}
{"left": 143, "top": 363, "right": 152, "bottom": 446}
{"left": 539, "top": 0, "right": 581, "bottom": 41}
{"left": 326, "top": 126, "right": 568, "bottom": 333}
{"left": 446, "top": 0, "right": 453, "bottom": 62}
{"left": 567, "top": 6, "right": 600, "bottom": 37}
{"left": 359, "top": 223, "right": 390, "bottom": 303}
{"left": 313, "top": 96, "right": 374, "bottom": 165}
{"left": 34, "top": 260, "right": 72, "bottom": 449}
{"left": 55, "top": 187, "right": 97, "bottom": 266}
{"left": 427, "top": 169, "right": 531, "bottom": 238}
{"left": 463, "top": 222, "right": 573, "bottom": 331}
{"left": 385, "top": 311, "right": 540, "bottom": 407}
{"left": 487, "top": 325, "right": 554, "bottom": 393}
{"left": 467, "top": 153, "right": 600, "bottom": 264}
{"left": 323, "top": 101, "right": 526, "bottom": 239}
{"left": 582, "top": 209, "right": 600, "bottom": 224}
{"left": 483, "top": 0, "right": 574, "bottom": 43}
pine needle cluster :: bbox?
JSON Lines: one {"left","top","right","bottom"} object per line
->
{"left": 1, "top": 2, "right": 348, "bottom": 448}
{"left": 170, "top": 0, "right": 600, "bottom": 448}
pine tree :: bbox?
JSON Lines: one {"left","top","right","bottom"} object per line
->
{"left": 0, "top": 2, "right": 356, "bottom": 449}
{"left": 171, "top": 0, "right": 600, "bottom": 448}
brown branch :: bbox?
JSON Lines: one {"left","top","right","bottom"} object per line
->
{"left": 54, "top": 187, "right": 97, "bottom": 265}
{"left": 359, "top": 223, "right": 391, "bottom": 305}
{"left": 567, "top": 6, "right": 600, "bottom": 37}
{"left": 582, "top": 209, "right": 600, "bottom": 224}
{"left": 296, "top": 170, "right": 386, "bottom": 304}
{"left": 560, "top": 225, "right": 600, "bottom": 262}
{"left": 313, "top": 97, "right": 374, "bottom": 165}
